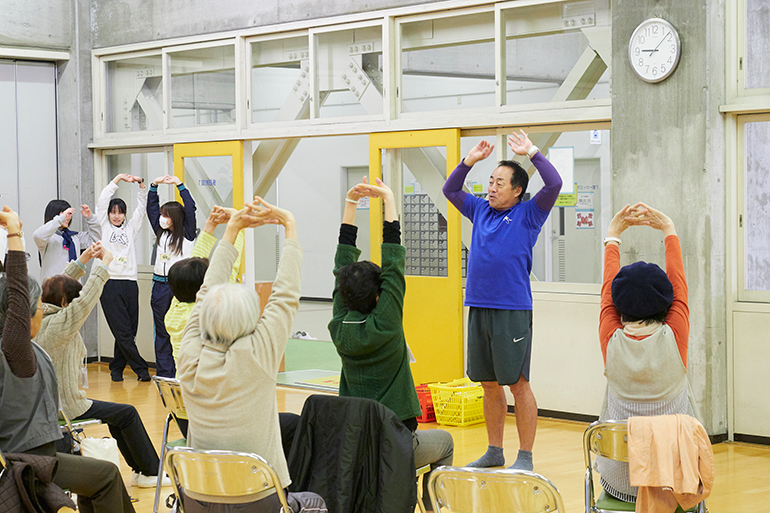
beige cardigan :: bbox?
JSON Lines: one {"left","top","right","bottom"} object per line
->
{"left": 177, "top": 238, "right": 303, "bottom": 488}
{"left": 34, "top": 261, "right": 110, "bottom": 419}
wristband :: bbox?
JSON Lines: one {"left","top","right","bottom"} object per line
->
{"left": 6, "top": 231, "right": 23, "bottom": 238}
{"left": 603, "top": 237, "right": 621, "bottom": 246}
{"left": 345, "top": 198, "right": 359, "bottom": 204}
{"left": 526, "top": 145, "right": 539, "bottom": 158}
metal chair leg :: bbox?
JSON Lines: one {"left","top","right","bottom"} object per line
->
{"left": 153, "top": 413, "right": 172, "bottom": 513}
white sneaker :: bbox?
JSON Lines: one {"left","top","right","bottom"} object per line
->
{"left": 132, "top": 472, "right": 171, "bottom": 488}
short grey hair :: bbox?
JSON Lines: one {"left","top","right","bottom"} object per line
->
{"left": 199, "top": 283, "right": 261, "bottom": 347}
{"left": 0, "top": 273, "right": 42, "bottom": 329}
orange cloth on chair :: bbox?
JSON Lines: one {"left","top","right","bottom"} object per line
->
{"left": 628, "top": 414, "right": 714, "bottom": 513}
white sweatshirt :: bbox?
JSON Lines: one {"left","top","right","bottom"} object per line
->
{"left": 95, "top": 182, "right": 148, "bottom": 281}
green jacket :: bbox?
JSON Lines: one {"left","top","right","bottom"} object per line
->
{"left": 328, "top": 243, "right": 421, "bottom": 422}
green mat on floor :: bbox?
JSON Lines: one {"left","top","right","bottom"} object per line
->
{"left": 283, "top": 338, "right": 341, "bottom": 373}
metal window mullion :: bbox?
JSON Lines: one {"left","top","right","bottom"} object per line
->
{"left": 308, "top": 31, "right": 318, "bottom": 120}
{"left": 495, "top": 4, "right": 506, "bottom": 107}
{"left": 162, "top": 49, "right": 170, "bottom": 132}
{"left": 383, "top": 16, "right": 397, "bottom": 122}
{"left": 235, "top": 36, "right": 246, "bottom": 133}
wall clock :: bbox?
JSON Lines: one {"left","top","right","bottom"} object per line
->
{"left": 628, "top": 18, "right": 681, "bottom": 83}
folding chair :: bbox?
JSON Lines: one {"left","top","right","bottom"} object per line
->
{"left": 415, "top": 464, "right": 431, "bottom": 513}
{"left": 584, "top": 419, "right": 706, "bottom": 513}
{"left": 58, "top": 408, "right": 102, "bottom": 452}
{"left": 164, "top": 446, "right": 292, "bottom": 513}
{"left": 153, "top": 376, "right": 189, "bottom": 513}
{"left": 428, "top": 465, "right": 566, "bottom": 512}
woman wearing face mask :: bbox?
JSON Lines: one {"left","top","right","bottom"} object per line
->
{"left": 147, "top": 174, "right": 196, "bottom": 378}
{"left": 95, "top": 173, "right": 150, "bottom": 382}
{"left": 34, "top": 199, "right": 101, "bottom": 281}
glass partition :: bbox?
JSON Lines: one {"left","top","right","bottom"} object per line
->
{"left": 400, "top": 12, "right": 495, "bottom": 114}
{"left": 400, "top": 147, "right": 449, "bottom": 276}
{"left": 169, "top": 44, "right": 236, "bottom": 128}
{"left": 743, "top": 120, "right": 770, "bottom": 292}
{"left": 315, "top": 25, "right": 383, "bottom": 118}
{"left": 106, "top": 54, "right": 163, "bottom": 133}
{"left": 745, "top": 0, "right": 770, "bottom": 90}
{"left": 458, "top": 129, "right": 610, "bottom": 284}
{"left": 502, "top": 1, "right": 609, "bottom": 106}
{"left": 251, "top": 35, "right": 310, "bottom": 124}
{"left": 182, "top": 155, "right": 235, "bottom": 240}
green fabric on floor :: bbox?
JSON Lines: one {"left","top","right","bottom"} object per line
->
{"left": 284, "top": 338, "right": 341, "bottom": 373}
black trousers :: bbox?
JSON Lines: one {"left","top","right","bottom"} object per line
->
{"left": 78, "top": 399, "right": 161, "bottom": 476}
{"left": 100, "top": 279, "right": 149, "bottom": 380}
{"left": 26, "top": 443, "right": 134, "bottom": 513}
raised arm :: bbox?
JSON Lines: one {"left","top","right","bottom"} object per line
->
{"left": 625, "top": 203, "right": 688, "bottom": 365}
{"left": 1, "top": 207, "right": 36, "bottom": 377}
{"left": 353, "top": 179, "right": 405, "bottom": 320}
{"left": 599, "top": 205, "right": 632, "bottom": 364}
{"left": 443, "top": 140, "right": 495, "bottom": 211}
{"left": 96, "top": 179, "right": 119, "bottom": 228}
{"left": 79, "top": 205, "right": 101, "bottom": 248}
{"left": 508, "top": 130, "right": 562, "bottom": 211}
{"left": 128, "top": 177, "right": 148, "bottom": 239}
{"left": 173, "top": 176, "right": 197, "bottom": 241}
{"left": 33, "top": 210, "right": 71, "bottom": 250}
{"left": 147, "top": 176, "right": 165, "bottom": 233}
{"left": 45, "top": 245, "right": 112, "bottom": 341}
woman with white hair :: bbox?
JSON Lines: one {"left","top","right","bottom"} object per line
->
{"left": 177, "top": 198, "right": 326, "bottom": 513}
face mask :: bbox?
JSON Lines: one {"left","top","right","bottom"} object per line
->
{"left": 159, "top": 216, "right": 171, "bottom": 230}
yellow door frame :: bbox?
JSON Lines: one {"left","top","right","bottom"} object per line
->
{"left": 172, "top": 141, "right": 245, "bottom": 209}
{"left": 369, "top": 129, "right": 463, "bottom": 384}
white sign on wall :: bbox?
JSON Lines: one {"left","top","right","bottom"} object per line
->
{"left": 548, "top": 147, "right": 575, "bottom": 195}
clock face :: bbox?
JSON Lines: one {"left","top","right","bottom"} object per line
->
{"left": 628, "top": 18, "right": 681, "bottom": 83}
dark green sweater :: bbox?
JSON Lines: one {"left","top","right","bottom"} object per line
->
{"left": 328, "top": 242, "right": 422, "bottom": 422}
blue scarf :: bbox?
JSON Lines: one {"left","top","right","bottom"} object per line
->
{"left": 60, "top": 228, "right": 79, "bottom": 261}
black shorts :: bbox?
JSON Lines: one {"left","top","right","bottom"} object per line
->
{"left": 467, "top": 307, "right": 532, "bottom": 385}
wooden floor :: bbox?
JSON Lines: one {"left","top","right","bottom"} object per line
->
{"left": 82, "top": 363, "right": 769, "bottom": 512}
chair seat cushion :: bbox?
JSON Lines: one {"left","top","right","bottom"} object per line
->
{"left": 595, "top": 491, "right": 698, "bottom": 512}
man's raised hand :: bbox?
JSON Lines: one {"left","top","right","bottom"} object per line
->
{"left": 464, "top": 140, "right": 495, "bottom": 167}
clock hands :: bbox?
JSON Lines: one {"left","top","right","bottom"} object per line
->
{"left": 640, "top": 30, "right": 671, "bottom": 57}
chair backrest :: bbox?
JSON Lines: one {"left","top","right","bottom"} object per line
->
{"left": 153, "top": 376, "right": 188, "bottom": 421}
{"left": 583, "top": 419, "right": 629, "bottom": 467}
{"left": 428, "top": 466, "right": 566, "bottom": 513}
{"left": 164, "top": 447, "right": 291, "bottom": 511}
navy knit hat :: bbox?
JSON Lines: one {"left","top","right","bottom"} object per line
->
{"left": 611, "top": 261, "right": 673, "bottom": 319}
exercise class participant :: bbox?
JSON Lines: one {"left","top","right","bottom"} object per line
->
{"left": 95, "top": 173, "right": 150, "bottom": 382}
{"left": 147, "top": 174, "right": 196, "bottom": 378}
{"left": 442, "top": 130, "right": 562, "bottom": 470}
{"left": 329, "top": 177, "right": 453, "bottom": 512}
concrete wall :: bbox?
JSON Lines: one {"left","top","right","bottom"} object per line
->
{"left": 611, "top": 0, "right": 727, "bottom": 435}
{"left": 91, "top": 0, "right": 440, "bottom": 48}
{"left": 0, "top": 0, "right": 72, "bottom": 49}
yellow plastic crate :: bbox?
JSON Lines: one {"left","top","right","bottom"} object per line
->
{"left": 428, "top": 378, "right": 485, "bottom": 427}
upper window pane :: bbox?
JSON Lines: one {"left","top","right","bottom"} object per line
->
{"left": 744, "top": 121, "right": 770, "bottom": 291}
{"left": 315, "top": 26, "right": 383, "bottom": 118}
{"left": 502, "top": 3, "right": 609, "bottom": 106}
{"left": 106, "top": 55, "right": 163, "bottom": 133}
{"left": 170, "top": 45, "right": 235, "bottom": 128}
{"left": 400, "top": 12, "right": 495, "bottom": 113}
{"left": 745, "top": 0, "right": 770, "bottom": 89}
{"left": 251, "top": 36, "right": 310, "bottom": 124}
